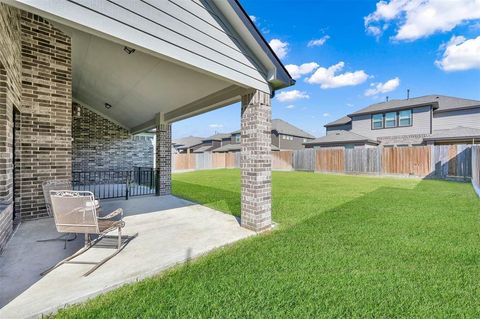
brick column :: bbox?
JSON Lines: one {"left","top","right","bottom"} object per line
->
{"left": 241, "top": 90, "right": 272, "bottom": 232}
{"left": 155, "top": 113, "right": 171, "bottom": 195}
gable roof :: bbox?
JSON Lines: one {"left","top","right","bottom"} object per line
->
{"left": 349, "top": 95, "right": 480, "bottom": 117}
{"left": 272, "top": 119, "right": 315, "bottom": 138}
{"left": 424, "top": 126, "right": 480, "bottom": 142}
{"left": 203, "top": 133, "right": 232, "bottom": 141}
{"left": 173, "top": 136, "right": 204, "bottom": 149}
{"left": 304, "top": 131, "right": 378, "bottom": 146}
{"left": 324, "top": 116, "right": 352, "bottom": 127}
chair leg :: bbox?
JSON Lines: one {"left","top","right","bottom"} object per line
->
{"left": 83, "top": 232, "right": 137, "bottom": 276}
{"left": 117, "top": 227, "right": 122, "bottom": 249}
{"left": 37, "top": 233, "right": 77, "bottom": 250}
{"left": 84, "top": 233, "right": 89, "bottom": 247}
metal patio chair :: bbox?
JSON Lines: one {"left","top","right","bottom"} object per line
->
{"left": 41, "top": 190, "right": 135, "bottom": 276}
{"left": 40, "top": 179, "right": 77, "bottom": 248}
{"left": 40, "top": 180, "right": 100, "bottom": 248}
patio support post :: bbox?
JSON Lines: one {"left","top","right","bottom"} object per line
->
{"left": 240, "top": 90, "right": 272, "bottom": 232}
{"left": 155, "top": 112, "right": 172, "bottom": 196}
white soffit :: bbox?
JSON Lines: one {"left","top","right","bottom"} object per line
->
{"left": 70, "top": 28, "right": 234, "bottom": 129}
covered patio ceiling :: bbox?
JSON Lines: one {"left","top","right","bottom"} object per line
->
{"left": 67, "top": 27, "right": 245, "bottom": 132}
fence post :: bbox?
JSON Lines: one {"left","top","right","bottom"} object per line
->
{"left": 125, "top": 173, "right": 130, "bottom": 200}
{"left": 155, "top": 168, "right": 160, "bottom": 196}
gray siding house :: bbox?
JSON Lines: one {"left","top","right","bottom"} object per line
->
{"left": 196, "top": 119, "right": 314, "bottom": 152}
{"left": 305, "top": 95, "right": 480, "bottom": 148}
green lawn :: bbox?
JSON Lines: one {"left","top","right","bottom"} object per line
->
{"left": 55, "top": 170, "right": 480, "bottom": 318}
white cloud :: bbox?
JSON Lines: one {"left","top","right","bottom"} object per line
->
{"left": 365, "top": 0, "right": 480, "bottom": 41}
{"left": 268, "top": 38, "right": 289, "bottom": 59}
{"left": 208, "top": 124, "right": 224, "bottom": 129}
{"left": 285, "top": 62, "right": 319, "bottom": 80}
{"left": 307, "top": 35, "right": 330, "bottom": 47}
{"left": 347, "top": 103, "right": 355, "bottom": 107}
{"left": 435, "top": 35, "right": 480, "bottom": 71}
{"left": 286, "top": 104, "right": 295, "bottom": 109}
{"left": 249, "top": 15, "right": 257, "bottom": 23}
{"left": 323, "top": 112, "right": 331, "bottom": 117}
{"left": 305, "top": 62, "right": 369, "bottom": 89}
{"left": 364, "top": 77, "right": 400, "bottom": 96}
{"left": 276, "top": 90, "right": 309, "bottom": 102}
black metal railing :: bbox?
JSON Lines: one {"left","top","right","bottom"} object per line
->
{"left": 72, "top": 168, "right": 158, "bottom": 200}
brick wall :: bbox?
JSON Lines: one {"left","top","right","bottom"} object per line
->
{"left": 240, "top": 90, "right": 272, "bottom": 232}
{"left": 15, "top": 11, "right": 72, "bottom": 220}
{"left": 156, "top": 115, "right": 172, "bottom": 195}
{"left": 0, "top": 4, "right": 22, "bottom": 252}
{"left": 72, "top": 103, "right": 154, "bottom": 172}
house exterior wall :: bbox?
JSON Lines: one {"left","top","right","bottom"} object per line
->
{"left": 433, "top": 108, "right": 480, "bottom": 131}
{"left": 0, "top": 4, "right": 22, "bottom": 251}
{"left": 351, "top": 106, "right": 432, "bottom": 140}
{"left": 271, "top": 132, "right": 279, "bottom": 148}
{"left": 326, "top": 123, "right": 352, "bottom": 134}
{"left": 72, "top": 103, "right": 154, "bottom": 172}
{"left": 16, "top": 11, "right": 73, "bottom": 220}
{"left": 277, "top": 134, "right": 310, "bottom": 150}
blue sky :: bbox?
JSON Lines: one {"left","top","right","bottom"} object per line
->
{"left": 173, "top": 0, "right": 480, "bottom": 139}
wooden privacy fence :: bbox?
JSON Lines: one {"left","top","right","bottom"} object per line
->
{"left": 172, "top": 145, "right": 473, "bottom": 181}
{"left": 383, "top": 146, "right": 431, "bottom": 176}
{"left": 316, "top": 149, "right": 344, "bottom": 173}
{"left": 432, "top": 144, "right": 471, "bottom": 179}
{"left": 272, "top": 150, "right": 293, "bottom": 170}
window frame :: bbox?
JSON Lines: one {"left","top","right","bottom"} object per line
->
{"left": 398, "top": 109, "right": 413, "bottom": 127}
{"left": 384, "top": 112, "right": 397, "bottom": 128}
{"left": 371, "top": 113, "right": 384, "bottom": 130}
{"left": 371, "top": 109, "right": 413, "bottom": 130}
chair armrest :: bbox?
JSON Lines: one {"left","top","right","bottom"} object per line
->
{"left": 97, "top": 208, "right": 123, "bottom": 220}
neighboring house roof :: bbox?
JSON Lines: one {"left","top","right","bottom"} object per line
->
{"left": 304, "top": 131, "right": 379, "bottom": 146}
{"left": 213, "top": 144, "right": 279, "bottom": 152}
{"left": 173, "top": 136, "right": 204, "bottom": 149}
{"left": 349, "top": 95, "right": 480, "bottom": 116}
{"left": 193, "top": 145, "right": 213, "bottom": 153}
{"left": 272, "top": 119, "right": 315, "bottom": 138}
{"left": 324, "top": 116, "right": 352, "bottom": 127}
{"left": 203, "top": 133, "right": 232, "bottom": 141}
{"left": 423, "top": 126, "right": 480, "bottom": 142}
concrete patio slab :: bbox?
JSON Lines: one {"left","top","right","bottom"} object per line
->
{"left": 0, "top": 195, "right": 254, "bottom": 318}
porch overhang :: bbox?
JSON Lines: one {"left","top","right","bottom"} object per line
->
{"left": 4, "top": 0, "right": 293, "bottom": 133}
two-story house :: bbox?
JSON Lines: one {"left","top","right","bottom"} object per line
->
{"left": 194, "top": 119, "right": 315, "bottom": 153}
{"left": 172, "top": 136, "right": 204, "bottom": 154}
{"left": 192, "top": 133, "right": 232, "bottom": 153}
{"left": 305, "top": 95, "right": 480, "bottom": 149}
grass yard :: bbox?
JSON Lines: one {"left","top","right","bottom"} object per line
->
{"left": 55, "top": 170, "right": 480, "bottom": 318}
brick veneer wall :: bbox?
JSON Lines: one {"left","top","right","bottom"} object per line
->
{"left": 15, "top": 11, "right": 73, "bottom": 220}
{"left": 0, "top": 5, "right": 22, "bottom": 252}
{"left": 240, "top": 90, "right": 272, "bottom": 232}
{"left": 156, "top": 115, "right": 172, "bottom": 195}
{"left": 72, "top": 103, "right": 154, "bottom": 172}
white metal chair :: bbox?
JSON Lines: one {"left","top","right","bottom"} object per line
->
{"left": 41, "top": 190, "right": 135, "bottom": 276}
{"left": 40, "top": 180, "right": 78, "bottom": 248}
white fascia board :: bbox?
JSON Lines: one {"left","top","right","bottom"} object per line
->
{"left": 213, "top": 0, "right": 293, "bottom": 90}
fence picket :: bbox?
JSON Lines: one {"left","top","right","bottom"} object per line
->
{"left": 172, "top": 145, "right": 473, "bottom": 181}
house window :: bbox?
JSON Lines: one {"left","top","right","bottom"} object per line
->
{"left": 399, "top": 110, "right": 412, "bottom": 127}
{"left": 372, "top": 114, "right": 383, "bottom": 129}
{"left": 385, "top": 112, "right": 396, "bottom": 128}
{"left": 234, "top": 134, "right": 240, "bottom": 143}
